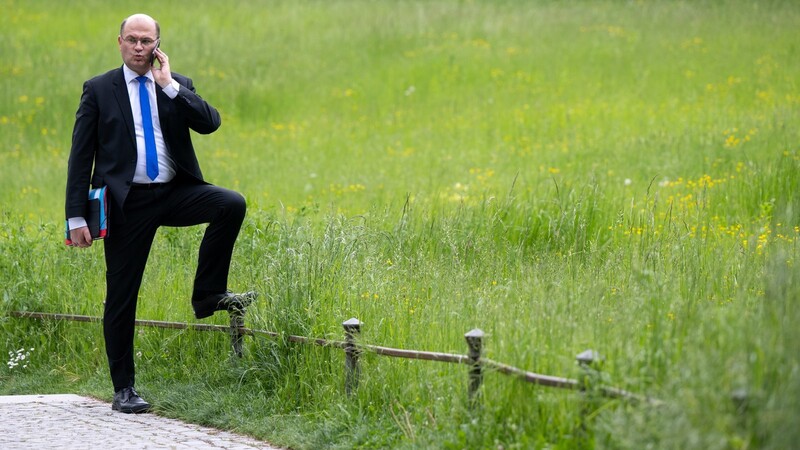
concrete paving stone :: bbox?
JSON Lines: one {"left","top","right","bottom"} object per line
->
{"left": 0, "top": 394, "right": 283, "bottom": 449}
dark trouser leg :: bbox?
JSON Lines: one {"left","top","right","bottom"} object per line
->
{"left": 161, "top": 184, "right": 246, "bottom": 298}
{"left": 103, "top": 189, "right": 161, "bottom": 391}
{"left": 101, "top": 183, "right": 245, "bottom": 390}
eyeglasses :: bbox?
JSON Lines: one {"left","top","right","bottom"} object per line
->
{"left": 122, "top": 36, "right": 159, "bottom": 47}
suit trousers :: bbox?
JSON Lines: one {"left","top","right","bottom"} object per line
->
{"left": 102, "top": 181, "right": 246, "bottom": 391}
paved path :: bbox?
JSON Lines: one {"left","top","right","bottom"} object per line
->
{"left": 0, "top": 394, "right": 282, "bottom": 449}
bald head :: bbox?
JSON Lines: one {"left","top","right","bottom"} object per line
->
{"left": 120, "top": 14, "right": 160, "bottom": 38}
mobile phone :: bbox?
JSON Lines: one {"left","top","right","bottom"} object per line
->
{"left": 150, "top": 40, "right": 160, "bottom": 66}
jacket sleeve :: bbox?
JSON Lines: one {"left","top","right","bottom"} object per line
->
{"left": 65, "top": 80, "right": 99, "bottom": 219}
{"left": 172, "top": 75, "right": 221, "bottom": 135}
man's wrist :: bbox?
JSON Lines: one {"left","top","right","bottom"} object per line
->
{"left": 162, "top": 79, "right": 180, "bottom": 99}
{"left": 68, "top": 217, "right": 88, "bottom": 230}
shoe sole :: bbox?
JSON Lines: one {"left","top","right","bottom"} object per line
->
{"left": 112, "top": 403, "right": 151, "bottom": 414}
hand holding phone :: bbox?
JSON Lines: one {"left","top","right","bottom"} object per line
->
{"left": 150, "top": 42, "right": 173, "bottom": 88}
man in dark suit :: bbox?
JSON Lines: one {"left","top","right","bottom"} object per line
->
{"left": 65, "top": 13, "right": 256, "bottom": 413}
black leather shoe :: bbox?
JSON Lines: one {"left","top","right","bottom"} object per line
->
{"left": 111, "top": 387, "right": 151, "bottom": 414}
{"left": 192, "top": 290, "right": 257, "bottom": 319}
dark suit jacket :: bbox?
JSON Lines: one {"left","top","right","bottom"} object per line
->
{"left": 65, "top": 66, "right": 221, "bottom": 224}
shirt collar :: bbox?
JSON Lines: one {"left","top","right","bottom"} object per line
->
{"left": 123, "top": 64, "right": 153, "bottom": 85}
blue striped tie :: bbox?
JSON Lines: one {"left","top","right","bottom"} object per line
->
{"left": 136, "top": 76, "right": 159, "bottom": 180}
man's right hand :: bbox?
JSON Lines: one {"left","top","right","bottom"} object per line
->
{"left": 68, "top": 227, "right": 93, "bottom": 248}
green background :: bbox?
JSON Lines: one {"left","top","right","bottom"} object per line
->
{"left": 2, "top": 1, "right": 799, "bottom": 448}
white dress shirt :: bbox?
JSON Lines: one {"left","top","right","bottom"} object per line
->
{"left": 122, "top": 64, "right": 177, "bottom": 184}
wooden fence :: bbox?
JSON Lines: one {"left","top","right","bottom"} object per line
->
{"left": 10, "top": 310, "right": 657, "bottom": 408}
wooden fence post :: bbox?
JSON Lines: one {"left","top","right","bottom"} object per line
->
{"left": 576, "top": 349, "right": 603, "bottom": 441}
{"left": 731, "top": 388, "right": 748, "bottom": 415}
{"left": 576, "top": 349, "right": 604, "bottom": 391}
{"left": 229, "top": 311, "right": 245, "bottom": 357}
{"left": 465, "top": 328, "right": 485, "bottom": 407}
{"left": 343, "top": 318, "right": 363, "bottom": 396}
{"left": 731, "top": 389, "right": 755, "bottom": 444}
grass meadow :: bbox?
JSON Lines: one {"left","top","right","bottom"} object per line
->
{"left": 2, "top": 0, "right": 799, "bottom": 448}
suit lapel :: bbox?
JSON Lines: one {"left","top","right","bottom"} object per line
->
{"left": 156, "top": 85, "right": 180, "bottom": 159}
{"left": 111, "top": 68, "right": 136, "bottom": 147}
{"left": 155, "top": 85, "right": 173, "bottom": 140}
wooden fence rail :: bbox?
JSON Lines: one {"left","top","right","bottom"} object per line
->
{"left": 10, "top": 310, "right": 658, "bottom": 407}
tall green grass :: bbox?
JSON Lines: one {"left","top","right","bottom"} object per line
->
{"left": 2, "top": 0, "right": 799, "bottom": 448}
